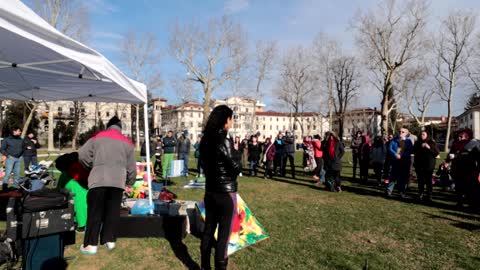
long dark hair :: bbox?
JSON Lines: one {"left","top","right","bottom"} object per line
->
{"left": 200, "top": 105, "right": 233, "bottom": 162}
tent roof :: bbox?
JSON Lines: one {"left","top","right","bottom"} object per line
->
{"left": 0, "top": 0, "right": 147, "bottom": 104}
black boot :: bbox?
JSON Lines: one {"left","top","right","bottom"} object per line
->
{"left": 215, "top": 258, "right": 228, "bottom": 270}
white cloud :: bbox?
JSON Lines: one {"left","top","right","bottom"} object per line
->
{"left": 224, "top": 0, "right": 249, "bottom": 14}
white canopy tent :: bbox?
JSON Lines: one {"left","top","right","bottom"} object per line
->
{"left": 0, "top": 0, "right": 154, "bottom": 208}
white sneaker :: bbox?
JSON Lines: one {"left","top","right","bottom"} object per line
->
{"left": 239, "top": 173, "right": 243, "bottom": 177}
{"left": 104, "top": 242, "right": 116, "bottom": 251}
{"left": 80, "top": 245, "right": 97, "bottom": 255}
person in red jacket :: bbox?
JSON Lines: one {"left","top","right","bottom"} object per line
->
{"left": 312, "top": 134, "right": 323, "bottom": 183}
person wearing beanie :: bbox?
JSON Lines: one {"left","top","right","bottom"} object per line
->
{"left": 78, "top": 116, "right": 136, "bottom": 255}
{"left": 177, "top": 129, "right": 191, "bottom": 177}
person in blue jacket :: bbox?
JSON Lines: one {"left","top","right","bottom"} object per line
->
{"left": 386, "top": 127, "right": 413, "bottom": 198}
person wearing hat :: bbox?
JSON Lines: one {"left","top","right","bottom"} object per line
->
{"left": 162, "top": 130, "right": 177, "bottom": 178}
{"left": 177, "top": 130, "right": 191, "bottom": 177}
{"left": 78, "top": 116, "right": 136, "bottom": 255}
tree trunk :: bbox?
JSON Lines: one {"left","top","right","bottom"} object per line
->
{"left": 135, "top": 104, "right": 140, "bottom": 150}
{"left": 48, "top": 102, "right": 55, "bottom": 151}
{"left": 71, "top": 102, "right": 80, "bottom": 149}
{"left": 202, "top": 88, "right": 212, "bottom": 127}
{"left": 444, "top": 73, "right": 455, "bottom": 152}
{"left": 381, "top": 94, "right": 389, "bottom": 137}
{"left": 338, "top": 115, "right": 344, "bottom": 140}
{"left": 21, "top": 103, "right": 38, "bottom": 138}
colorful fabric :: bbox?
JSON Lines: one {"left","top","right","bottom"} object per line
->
{"left": 197, "top": 193, "right": 269, "bottom": 255}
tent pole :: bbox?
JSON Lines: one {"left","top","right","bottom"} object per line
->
{"left": 143, "top": 103, "right": 153, "bottom": 212}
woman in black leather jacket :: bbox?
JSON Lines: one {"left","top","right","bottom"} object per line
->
{"left": 200, "top": 105, "right": 240, "bottom": 270}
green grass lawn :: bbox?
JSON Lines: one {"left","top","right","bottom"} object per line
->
{"left": 4, "top": 151, "right": 480, "bottom": 270}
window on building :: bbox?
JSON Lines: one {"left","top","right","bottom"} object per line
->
{"left": 190, "top": 122, "right": 193, "bottom": 128}
{"left": 80, "top": 108, "right": 85, "bottom": 113}
{"left": 276, "top": 117, "right": 279, "bottom": 122}
{"left": 234, "top": 115, "right": 239, "bottom": 120}
{"left": 263, "top": 125, "right": 265, "bottom": 130}
{"left": 198, "top": 122, "right": 202, "bottom": 128}
{"left": 256, "top": 125, "right": 259, "bottom": 130}
{"left": 69, "top": 108, "right": 74, "bottom": 114}
{"left": 57, "top": 107, "right": 62, "bottom": 112}
{"left": 122, "top": 112, "right": 127, "bottom": 118}
{"left": 233, "top": 106, "right": 238, "bottom": 111}
{"left": 276, "top": 125, "right": 279, "bottom": 130}
{"left": 246, "top": 108, "right": 249, "bottom": 112}
{"left": 283, "top": 125, "right": 285, "bottom": 130}
{"left": 470, "top": 114, "right": 473, "bottom": 120}
{"left": 293, "top": 124, "right": 297, "bottom": 130}
{"left": 270, "top": 117, "right": 272, "bottom": 121}
{"left": 234, "top": 123, "right": 238, "bottom": 129}
{"left": 313, "top": 125, "right": 317, "bottom": 130}
{"left": 106, "top": 112, "right": 110, "bottom": 117}
{"left": 270, "top": 125, "right": 272, "bottom": 130}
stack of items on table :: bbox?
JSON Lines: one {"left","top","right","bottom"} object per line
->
{"left": 118, "top": 186, "right": 202, "bottom": 238}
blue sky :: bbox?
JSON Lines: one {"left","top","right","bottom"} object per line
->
{"left": 24, "top": 0, "right": 480, "bottom": 117}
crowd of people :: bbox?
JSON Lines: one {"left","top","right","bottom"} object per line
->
{"left": 1, "top": 127, "right": 40, "bottom": 190}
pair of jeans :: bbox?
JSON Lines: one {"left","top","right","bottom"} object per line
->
{"left": 264, "top": 160, "right": 273, "bottom": 178}
{"left": 283, "top": 153, "right": 295, "bottom": 178}
{"left": 196, "top": 158, "right": 203, "bottom": 175}
{"left": 23, "top": 155, "right": 38, "bottom": 170}
{"left": 154, "top": 156, "right": 162, "bottom": 175}
{"left": 3, "top": 156, "right": 21, "bottom": 188}
{"left": 84, "top": 187, "right": 123, "bottom": 246}
{"left": 352, "top": 152, "right": 360, "bottom": 179}
{"left": 178, "top": 152, "right": 189, "bottom": 177}
{"left": 273, "top": 154, "right": 284, "bottom": 176}
{"left": 201, "top": 192, "right": 236, "bottom": 270}
{"left": 372, "top": 162, "right": 384, "bottom": 184}
{"left": 416, "top": 167, "right": 434, "bottom": 196}
{"left": 250, "top": 160, "right": 259, "bottom": 176}
{"left": 325, "top": 170, "right": 341, "bottom": 191}
{"left": 387, "top": 159, "right": 411, "bottom": 194}
{"left": 162, "top": 153, "right": 175, "bottom": 178}
{"left": 313, "top": 157, "right": 324, "bottom": 177}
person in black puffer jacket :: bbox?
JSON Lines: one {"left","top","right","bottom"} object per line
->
{"left": 413, "top": 131, "right": 440, "bottom": 202}
{"left": 199, "top": 105, "right": 240, "bottom": 270}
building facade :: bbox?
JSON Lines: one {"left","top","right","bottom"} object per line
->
{"left": 332, "top": 108, "right": 381, "bottom": 140}
{"left": 36, "top": 101, "right": 132, "bottom": 142}
{"left": 458, "top": 105, "right": 480, "bottom": 139}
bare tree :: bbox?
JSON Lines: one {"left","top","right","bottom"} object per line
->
{"left": 121, "top": 31, "right": 162, "bottom": 150}
{"left": 313, "top": 33, "right": 342, "bottom": 130}
{"left": 276, "top": 46, "right": 317, "bottom": 139}
{"left": 434, "top": 11, "right": 476, "bottom": 151}
{"left": 32, "top": 0, "right": 90, "bottom": 150}
{"left": 354, "top": 0, "right": 428, "bottom": 136}
{"left": 400, "top": 65, "right": 434, "bottom": 126}
{"left": 251, "top": 40, "right": 277, "bottom": 132}
{"left": 330, "top": 56, "right": 361, "bottom": 139}
{"left": 169, "top": 16, "right": 248, "bottom": 126}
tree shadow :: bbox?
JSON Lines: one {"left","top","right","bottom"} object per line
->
{"left": 341, "top": 178, "right": 463, "bottom": 212}
{"left": 424, "top": 212, "right": 480, "bottom": 232}
{"left": 441, "top": 210, "right": 480, "bottom": 221}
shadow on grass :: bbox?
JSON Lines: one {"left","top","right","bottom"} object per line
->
{"left": 424, "top": 212, "right": 480, "bottom": 232}
{"left": 341, "top": 177, "right": 465, "bottom": 212}
{"left": 441, "top": 210, "right": 480, "bottom": 221}
{"left": 164, "top": 218, "right": 201, "bottom": 270}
